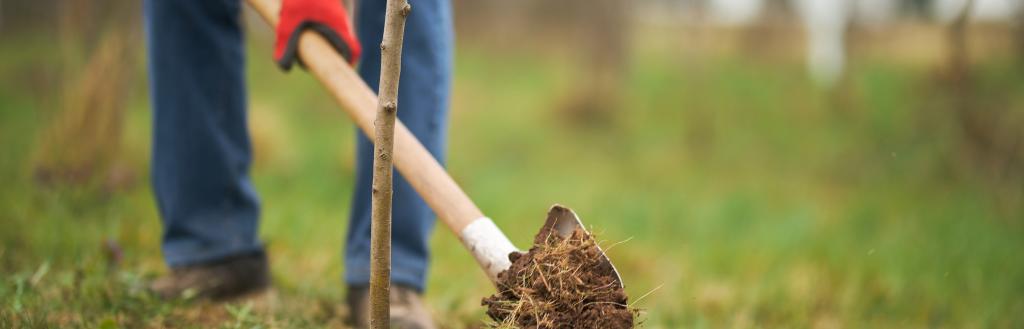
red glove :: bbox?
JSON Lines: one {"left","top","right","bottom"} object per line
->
{"left": 275, "top": 0, "right": 362, "bottom": 70}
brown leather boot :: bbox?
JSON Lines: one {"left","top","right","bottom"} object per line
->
{"left": 346, "top": 284, "right": 437, "bottom": 329}
{"left": 149, "top": 251, "right": 270, "bottom": 301}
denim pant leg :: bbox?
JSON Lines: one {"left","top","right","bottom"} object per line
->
{"left": 145, "top": 0, "right": 263, "bottom": 267}
{"left": 345, "top": 0, "right": 454, "bottom": 291}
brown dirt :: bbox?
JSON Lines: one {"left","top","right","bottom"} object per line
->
{"left": 482, "top": 227, "right": 635, "bottom": 329}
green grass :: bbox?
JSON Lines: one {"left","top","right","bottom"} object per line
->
{"left": 1, "top": 29, "right": 1023, "bottom": 328}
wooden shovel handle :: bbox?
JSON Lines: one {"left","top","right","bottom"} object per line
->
{"left": 245, "top": 0, "right": 484, "bottom": 234}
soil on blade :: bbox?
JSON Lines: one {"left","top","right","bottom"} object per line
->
{"left": 482, "top": 227, "right": 634, "bottom": 329}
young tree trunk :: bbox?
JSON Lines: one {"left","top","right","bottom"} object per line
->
{"left": 369, "top": 0, "right": 411, "bottom": 326}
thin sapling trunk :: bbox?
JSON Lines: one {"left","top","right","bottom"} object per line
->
{"left": 369, "top": 0, "right": 411, "bottom": 327}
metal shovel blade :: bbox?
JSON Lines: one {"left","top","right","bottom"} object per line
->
{"left": 539, "top": 204, "right": 624, "bottom": 288}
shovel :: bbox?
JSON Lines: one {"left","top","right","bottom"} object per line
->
{"left": 244, "top": 0, "right": 622, "bottom": 287}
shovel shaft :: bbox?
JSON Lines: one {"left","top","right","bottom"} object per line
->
{"left": 245, "top": 0, "right": 516, "bottom": 282}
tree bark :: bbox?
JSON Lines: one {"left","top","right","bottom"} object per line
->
{"left": 369, "top": 0, "right": 411, "bottom": 327}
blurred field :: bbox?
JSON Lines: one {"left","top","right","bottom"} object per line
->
{"left": 2, "top": 3, "right": 1024, "bottom": 328}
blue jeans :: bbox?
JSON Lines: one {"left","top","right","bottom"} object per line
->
{"left": 144, "top": 0, "right": 452, "bottom": 291}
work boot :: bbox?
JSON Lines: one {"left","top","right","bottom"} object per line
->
{"left": 346, "top": 284, "right": 436, "bottom": 329}
{"left": 149, "top": 250, "right": 271, "bottom": 301}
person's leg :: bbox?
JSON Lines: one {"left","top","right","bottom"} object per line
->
{"left": 145, "top": 0, "right": 263, "bottom": 267}
{"left": 345, "top": 0, "right": 454, "bottom": 292}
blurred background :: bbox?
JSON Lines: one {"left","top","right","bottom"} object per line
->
{"left": 1, "top": 0, "right": 1023, "bottom": 327}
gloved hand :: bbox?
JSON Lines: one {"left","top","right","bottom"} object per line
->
{"left": 275, "top": 0, "right": 362, "bottom": 70}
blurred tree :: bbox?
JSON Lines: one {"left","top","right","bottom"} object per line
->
{"left": 902, "top": 0, "right": 936, "bottom": 17}
{"left": 31, "top": 0, "right": 140, "bottom": 192}
{"left": 452, "top": 0, "right": 631, "bottom": 128}
{"left": 947, "top": 0, "right": 972, "bottom": 83}
{"left": 794, "top": 0, "right": 852, "bottom": 88}
{"left": 0, "top": 0, "right": 59, "bottom": 34}
{"left": 1017, "top": 3, "right": 1024, "bottom": 59}
{"left": 742, "top": 0, "right": 797, "bottom": 60}
{"left": 942, "top": 0, "right": 1024, "bottom": 208}
{"left": 557, "top": 0, "right": 630, "bottom": 127}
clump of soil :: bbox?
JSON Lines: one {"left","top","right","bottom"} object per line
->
{"left": 482, "top": 227, "right": 635, "bottom": 329}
